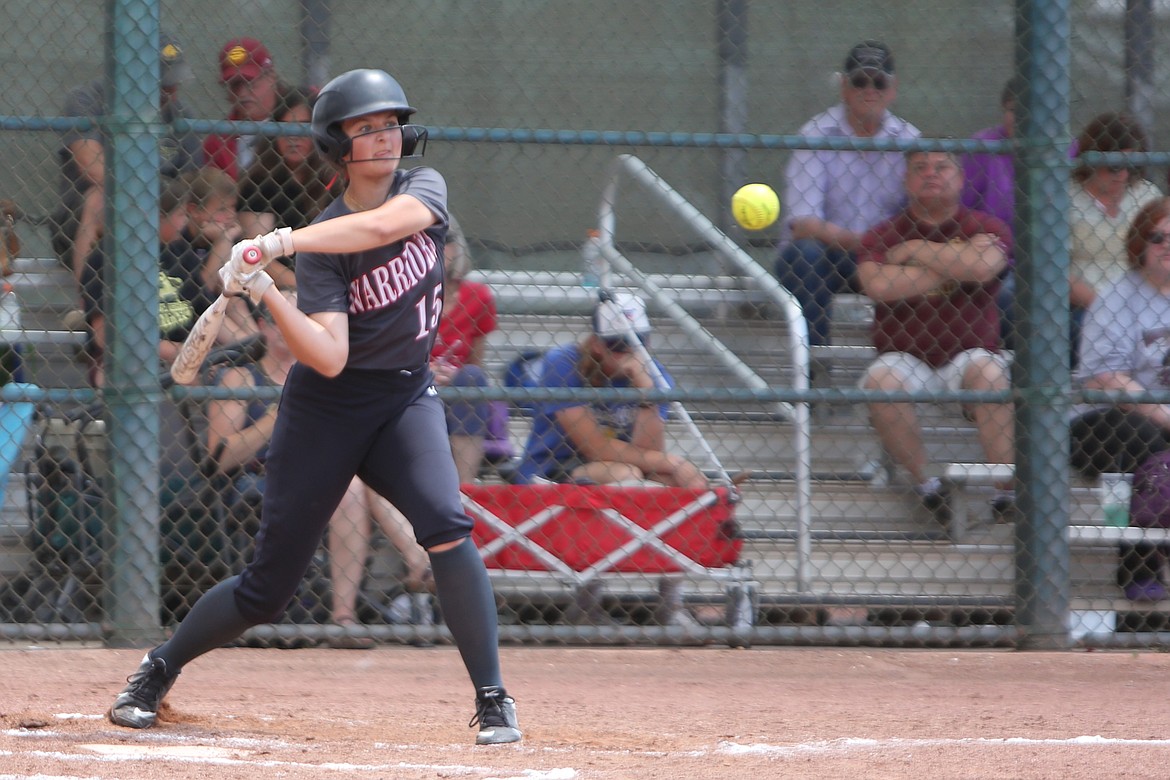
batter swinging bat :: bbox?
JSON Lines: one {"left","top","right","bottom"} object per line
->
{"left": 169, "top": 246, "right": 262, "bottom": 385}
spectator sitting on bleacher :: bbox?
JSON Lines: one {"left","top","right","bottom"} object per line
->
{"left": 1071, "top": 196, "right": 1170, "bottom": 602}
{"left": 237, "top": 87, "right": 342, "bottom": 289}
{"left": 856, "top": 149, "right": 1015, "bottom": 519}
{"left": 775, "top": 40, "right": 920, "bottom": 380}
{"left": 205, "top": 291, "right": 428, "bottom": 645}
{"left": 515, "top": 293, "right": 706, "bottom": 489}
{"left": 961, "top": 75, "right": 1023, "bottom": 350}
{"left": 80, "top": 177, "right": 196, "bottom": 387}
{"left": 170, "top": 168, "right": 257, "bottom": 342}
{"left": 203, "top": 37, "right": 283, "bottom": 180}
{"left": 1069, "top": 112, "right": 1161, "bottom": 368}
{"left": 52, "top": 32, "right": 200, "bottom": 299}
{"left": 513, "top": 293, "right": 707, "bottom": 626}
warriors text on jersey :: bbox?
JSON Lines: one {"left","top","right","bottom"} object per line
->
{"left": 295, "top": 167, "right": 450, "bottom": 371}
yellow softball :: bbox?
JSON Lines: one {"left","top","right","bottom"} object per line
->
{"left": 731, "top": 183, "right": 780, "bottom": 231}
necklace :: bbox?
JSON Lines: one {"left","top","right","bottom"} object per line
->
{"left": 343, "top": 191, "right": 376, "bottom": 212}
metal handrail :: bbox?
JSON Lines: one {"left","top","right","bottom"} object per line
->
{"left": 596, "top": 153, "right": 814, "bottom": 589}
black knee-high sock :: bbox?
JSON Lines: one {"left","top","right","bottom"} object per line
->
{"left": 429, "top": 539, "right": 502, "bottom": 690}
{"left": 151, "top": 576, "right": 257, "bottom": 671}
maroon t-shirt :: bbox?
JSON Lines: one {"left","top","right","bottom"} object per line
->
{"left": 858, "top": 206, "right": 1012, "bottom": 368}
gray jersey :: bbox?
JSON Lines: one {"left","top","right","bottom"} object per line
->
{"left": 296, "top": 166, "right": 450, "bottom": 371}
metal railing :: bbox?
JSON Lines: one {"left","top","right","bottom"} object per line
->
{"left": 595, "top": 154, "right": 817, "bottom": 590}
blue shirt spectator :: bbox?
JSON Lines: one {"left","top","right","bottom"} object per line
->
{"left": 516, "top": 295, "right": 706, "bottom": 489}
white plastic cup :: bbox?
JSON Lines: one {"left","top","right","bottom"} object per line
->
{"left": 1099, "top": 472, "right": 1131, "bottom": 528}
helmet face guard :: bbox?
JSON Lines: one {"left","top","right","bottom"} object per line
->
{"left": 311, "top": 69, "right": 424, "bottom": 165}
{"left": 338, "top": 123, "right": 428, "bottom": 163}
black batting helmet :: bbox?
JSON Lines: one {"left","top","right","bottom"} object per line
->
{"left": 311, "top": 69, "right": 423, "bottom": 165}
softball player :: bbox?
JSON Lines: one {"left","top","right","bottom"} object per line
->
{"left": 108, "top": 68, "right": 521, "bottom": 745}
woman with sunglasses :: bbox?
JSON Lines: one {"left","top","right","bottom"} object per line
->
{"left": 1071, "top": 197, "right": 1170, "bottom": 602}
{"left": 1069, "top": 112, "right": 1161, "bottom": 365}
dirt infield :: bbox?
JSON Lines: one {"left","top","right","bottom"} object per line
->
{"left": 2, "top": 645, "right": 1170, "bottom": 779}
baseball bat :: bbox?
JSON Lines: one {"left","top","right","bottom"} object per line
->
{"left": 169, "top": 246, "right": 262, "bottom": 385}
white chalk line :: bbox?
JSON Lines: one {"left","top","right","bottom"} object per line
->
{"left": 5, "top": 729, "right": 1170, "bottom": 780}
{"left": 718, "top": 736, "right": 1170, "bottom": 757}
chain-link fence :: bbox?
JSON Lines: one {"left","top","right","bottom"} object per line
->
{"left": 2, "top": 0, "right": 1169, "bottom": 649}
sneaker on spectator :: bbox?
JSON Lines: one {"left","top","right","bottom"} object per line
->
{"left": 990, "top": 490, "right": 1017, "bottom": 524}
{"left": 108, "top": 654, "right": 179, "bottom": 729}
{"left": 1124, "top": 579, "right": 1168, "bottom": 603}
{"left": 914, "top": 476, "right": 949, "bottom": 519}
{"left": 62, "top": 308, "right": 87, "bottom": 331}
{"left": 470, "top": 685, "right": 522, "bottom": 745}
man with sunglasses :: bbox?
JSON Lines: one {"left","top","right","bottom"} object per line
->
{"left": 776, "top": 40, "right": 920, "bottom": 383}
{"left": 514, "top": 294, "right": 707, "bottom": 490}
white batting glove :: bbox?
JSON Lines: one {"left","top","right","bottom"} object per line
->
{"left": 227, "top": 239, "right": 267, "bottom": 276}
{"left": 218, "top": 263, "right": 274, "bottom": 305}
{"left": 227, "top": 227, "right": 293, "bottom": 276}
{"left": 254, "top": 227, "right": 294, "bottom": 261}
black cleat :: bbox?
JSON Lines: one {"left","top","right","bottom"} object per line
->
{"left": 108, "top": 654, "right": 179, "bottom": 729}
{"left": 470, "top": 685, "right": 522, "bottom": 745}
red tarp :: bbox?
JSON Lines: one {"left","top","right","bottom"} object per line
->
{"left": 463, "top": 483, "right": 741, "bottom": 574}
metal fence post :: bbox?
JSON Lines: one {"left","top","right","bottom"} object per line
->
{"left": 1013, "top": 0, "right": 1073, "bottom": 650}
{"left": 104, "top": 1, "right": 165, "bottom": 645}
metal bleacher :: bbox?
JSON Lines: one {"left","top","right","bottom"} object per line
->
{"left": 480, "top": 273, "right": 1131, "bottom": 628}
{"left": 475, "top": 153, "right": 1139, "bottom": 632}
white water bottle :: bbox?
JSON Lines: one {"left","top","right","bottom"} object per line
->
{"left": 581, "top": 229, "right": 604, "bottom": 289}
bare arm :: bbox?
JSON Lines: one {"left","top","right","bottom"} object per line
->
{"left": 68, "top": 138, "right": 104, "bottom": 188}
{"left": 206, "top": 366, "right": 278, "bottom": 472}
{"left": 256, "top": 287, "right": 349, "bottom": 377}
{"left": 238, "top": 211, "right": 275, "bottom": 240}
{"left": 71, "top": 188, "right": 103, "bottom": 283}
{"left": 857, "top": 259, "right": 947, "bottom": 302}
{"left": 887, "top": 234, "right": 1007, "bottom": 283}
{"left": 790, "top": 216, "right": 863, "bottom": 253}
{"left": 288, "top": 193, "right": 435, "bottom": 254}
{"left": 862, "top": 234, "right": 1007, "bottom": 303}
{"left": 555, "top": 406, "right": 671, "bottom": 469}
{"left": 1070, "top": 274, "right": 1096, "bottom": 309}
{"left": 67, "top": 139, "right": 105, "bottom": 277}
{"left": 466, "top": 334, "right": 487, "bottom": 367}
{"left": 1082, "top": 371, "right": 1170, "bottom": 431}
{"left": 218, "top": 297, "right": 260, "bottom": 344}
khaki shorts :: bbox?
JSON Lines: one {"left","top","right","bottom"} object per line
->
{"left": 859, "top": 348, "right": 1010, "bottom": 394}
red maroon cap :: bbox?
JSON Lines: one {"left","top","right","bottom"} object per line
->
{"left": 219, "top": 37, "right": 273, "bottom": 83}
